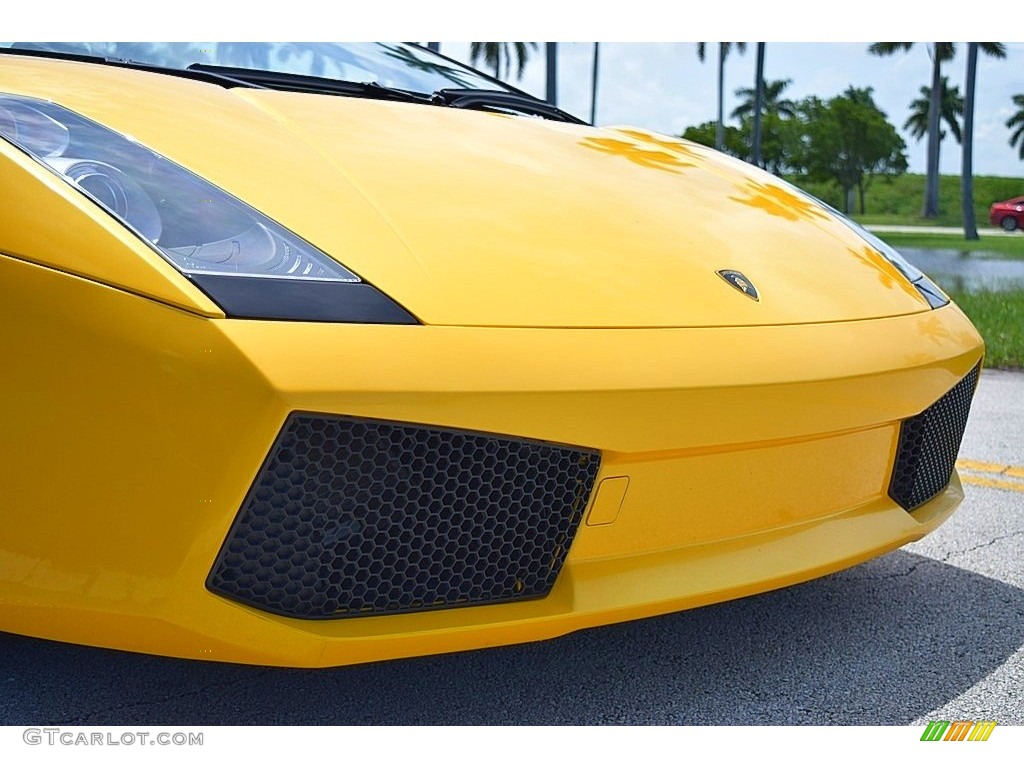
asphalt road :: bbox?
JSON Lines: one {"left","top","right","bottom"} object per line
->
{"left": 2, "top": 372, "right": 1022, "bottom": 726}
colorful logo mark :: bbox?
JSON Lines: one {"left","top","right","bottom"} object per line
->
{"left": 920, "top": 720, "right": 997, "bottom": 742}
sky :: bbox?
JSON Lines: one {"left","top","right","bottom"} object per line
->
{"left": 10, "top": 1, "right": 1024, "bottom": 178}
{"left": 440, "top": 42, "right": 1024, "bottom": 178}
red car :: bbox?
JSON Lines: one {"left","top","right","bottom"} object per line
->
{"left": 990, "top": 196, "right": 1024, "bottom": 231}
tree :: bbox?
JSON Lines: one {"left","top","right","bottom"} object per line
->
{"left": 869, "top": 42, "right": 953, "bottom": 218}
{"left": 469, "top": 42, "right": 538, "bottom": 80}
{"left": 545, "top": 43, "right": 557, "bottom": 105}
{"left": 751, "top": 43, "right": 765, "bottom": 168}
{"left": 752, "top": 113, "right": 805, "bottom": 176}
{"left": 697, "top": 42, "right": 747, "bottom": 151}
{"left": 962, "top": 43, "right": 1006, "bottom": 240}
{"left": 732, "top": 78, "right": 797, "bottom": 120}
{"left": 904, "top": 77, "right": 964, "bottom": 174}
{"left": 1009, "top": 94, "right": 1024, "bottom": 159}
{"left": 680, "top": 121, "right": 748, "bottom": 158}
{"left": 731, "top": 79, "right": 798, "bottom": 174}
{"left": 801, "top": 87, "right": 908, "bottom": 214}
{"left": 379, "top": 44, "right": 478, "bottom": 88}
{"left": 905, "top": 78, "right": 963, "bottom": 142}
{"left": 681, "top": 111, "right": 802, "bottom": 176}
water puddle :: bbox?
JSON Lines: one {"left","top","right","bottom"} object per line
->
{"left": 898, "top": 248, "right": 1024, "bottom": 292}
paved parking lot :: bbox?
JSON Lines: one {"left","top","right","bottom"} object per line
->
{"left": 2, "top": 372, "right": 1021, "bottom": 726}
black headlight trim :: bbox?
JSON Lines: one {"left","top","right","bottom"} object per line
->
{"left": 189, "top": 274, "right": 420, "bottom": 324}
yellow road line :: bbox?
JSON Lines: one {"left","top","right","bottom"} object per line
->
{"left": 957, "top": 458, "right": 1024, "bottom": 476}
{"left": 960, "top": 474, "right": 1024, "bottom": 494}
{"left": 956, "top": 458, "right": 1024, "bottom": 494}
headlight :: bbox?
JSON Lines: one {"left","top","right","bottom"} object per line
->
{"left": 0, "top": 93, "right": 416, "bottom": 323}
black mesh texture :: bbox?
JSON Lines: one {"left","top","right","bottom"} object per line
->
{"left": 889, "top": 364, "right": 980, "bottom": 511}
{"left": 207, "top": 414, "right": 600, "bottom": 619}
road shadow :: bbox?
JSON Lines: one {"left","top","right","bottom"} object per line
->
{"left": 2, "top": 549, "right": 1022, "bottom": 725}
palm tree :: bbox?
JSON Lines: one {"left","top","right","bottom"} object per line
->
{"left": 751, "top": 43, "right": 765, "bottom": 167}
{"left": 733, "top": 76, "right": 795, "bottom": 171}
{"left": 469, "top": 42, "right": 538, "bottom": 80}
{"left": 697, "top": 42, "right": 747, "bottom": 151}
{"left": 590, "top": 43, "right": 600, "bottom": 125}
{"left": 869, "top": 42, "right": 954, "bottom": 218}
{"left": 545, "top": 43, "right": 557, "bottom": 105}
{"left": 961, "top": 43, "right": 1006, "bottom": 239}
{"left": 380, "top": 44, "right": 477, "bottom": 88}
{"left": 1008, "top": 94, "right": 1024, "bottom": 159}
{"left": 904, "top": 77, "right": 964, "bottom": 175}
{"left": 731, "top": 78, "right": 797, "bottom": 121}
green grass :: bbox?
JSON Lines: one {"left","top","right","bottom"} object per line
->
{"left": 789, "top": 173, "right": 1024, "bottom": 228}
{"left": 949, "top": 289, "right": 1024, "bottom": 370}
{"left": 877, "top": 232, "right": 1024, "bottom": 258}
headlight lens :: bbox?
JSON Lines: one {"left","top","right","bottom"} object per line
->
{"left": 0, "top": 93, "right": 358, "bottom": 282}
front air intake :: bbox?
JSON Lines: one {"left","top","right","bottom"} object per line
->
{"left": 889, "top": 364, "right": 980, "bottom": 511}
{"left": 207, "top": 414, "right": 599, "bottom": 619}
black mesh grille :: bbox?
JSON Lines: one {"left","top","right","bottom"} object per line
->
{"left": 207, "top": 414, "right": 600, "bottom": 619}
{"left": 889, "top": 364, "right": 980, "bottom": 511}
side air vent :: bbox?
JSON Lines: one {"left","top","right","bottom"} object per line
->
{"left": 208, "top": 414, "right": 600, "bottom": 619}
{"left": 889, "top": 364, "right": 980, "bottom": 511}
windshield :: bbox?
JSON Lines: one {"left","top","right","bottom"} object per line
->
{"left": 0, "top": 42, "right": 507, "bottom": 94}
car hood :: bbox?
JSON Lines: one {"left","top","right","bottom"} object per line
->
{"left": 1, "top": 56, "right": 930, "bottom": 327}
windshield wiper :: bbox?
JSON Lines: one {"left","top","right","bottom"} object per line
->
{"left": 0, "top": 47, "right": 266, "bottom": 90}
{"left": 433, "top": 89, "right": 586, "bottom": 124}
{"left": 187, "top": 65, "right": 584, "bottom": 123}
{"left": 186, "top": 64, "right": 434, "bottom": 105}
{"left": 4, "top": 49, "right": 585, "bottom": 123}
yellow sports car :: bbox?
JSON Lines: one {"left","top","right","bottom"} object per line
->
{"left": 0, "top": 42, "right": 983, "bottom": 667}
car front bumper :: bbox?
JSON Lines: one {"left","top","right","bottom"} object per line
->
{"left": 1, "top": 254, "right": 984, "bottom": 666}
